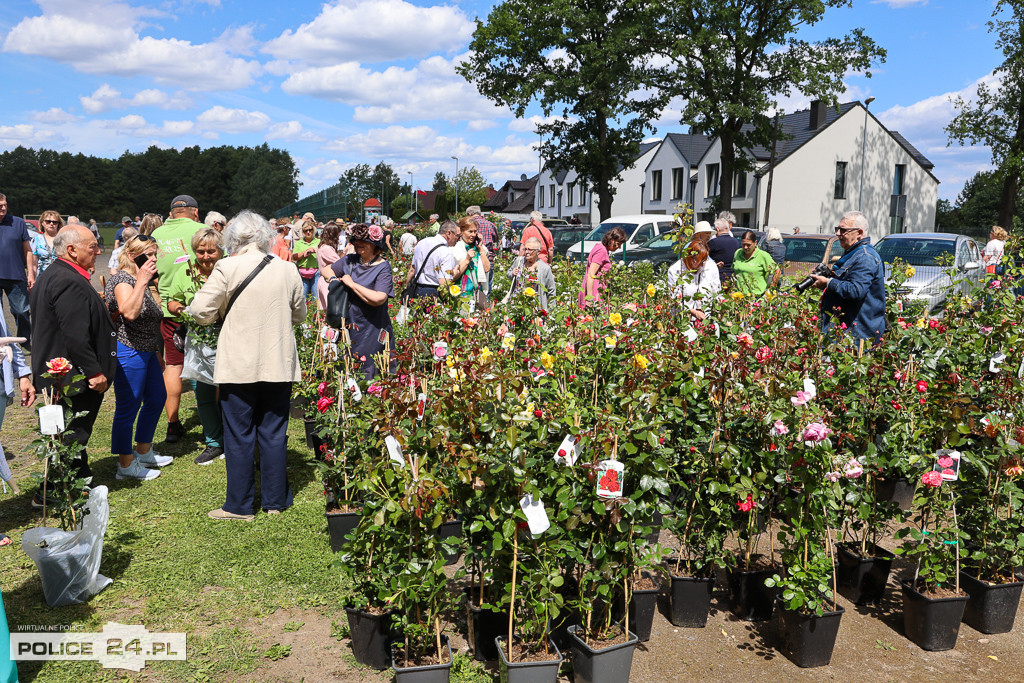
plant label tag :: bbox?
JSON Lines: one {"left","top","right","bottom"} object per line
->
{"left": 38, "top": 404, "right": 64, "bottom": 435}
{"left": 990, "top": 353, "right": 1007, "bottom": 373}
{"left": 519, "top": 494, "right": 550, "bottom": 535}
{"left": 173, "top": 254, "right": 190, "bottom": 264}
{"left": 626, "top": 317, "right": 636, "bottom": 327}
{"left": 683, "top": 328, "right": 698, "bottom": 343}
{"left": 555, "top": 435, "right": 580, "bottom": 466}
{"left": 696, "top": 367, "right": 705, "bottom": 378}
{"left": 395, "top": 304, "right": 410, "bottom": 325}
{"left": 596, "top": 459, "right": 624, "bottom": 499}
{"left": 346, "top": 377, "right": 363, "bottom": 402}
{"left": 321, "top": 325, "right": 339, "bottom": 342}
{"left": 416, "top": 393, "right": 426, "bottom": 421}
{"left": 934, "top": 449, "right": 961, "bottom": 481}
{"left": 1018, "top": 356, "right": 1024, "bottom": 380}
{"left": 385, "top": 435, "right": 404, "bottom": 466}
{"left": 432, "top": 341, "right": 448, "bottom": 359}
{"left": 803, "top": 378, "right": 817, "bottom": 399}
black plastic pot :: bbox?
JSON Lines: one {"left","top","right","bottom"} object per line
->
{"left": 345, "top": 607, "right": 392, "bottom": 670}
{"left": 325, "top": 509, "right": 360, "bottom": 553}
{"left": 567, "top": 625, "right": 638, "bottom": 683}
{"left": 665, "top": 566, "right": 714, "bottom": 628}
{"left": 620, "top": 578, "right": 659, "bottom": 642}
{"left": 464, "top": 588, "right": 509, "bottom": 661}
{"left": 960, "top": 571, "right": 1024, "bottom": 634}
{"left": 304, "top": 419, "right": 326, "bottom": 456}
{"left": 901, "top": 579, "right": 968, "bottom": 651}
{"left": 727, "top": 563, "right": 779, "bottom": 621}
{"left": 835, "top": 542, "right": 894, "bottom": 605}
{"left": 875, "top": 476, "right": 916, "bottom": 510}
{"left": 775, "top": 597, "right": 844, "bottom": 668}
{"left": 439, "top": 519, "right": 463, "bottom": 566}
{"left": 644, "top": 510, "right": 663, "bottom": 545}
{"left": 495, "top": 637, "right": 563, "bottom": 683}
{"left": 392, "top": 635, "right": 452, "bottom": 683}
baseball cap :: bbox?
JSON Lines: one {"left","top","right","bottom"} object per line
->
{"left": 170, "top": 195, "right": 198, "bottom": 210}
{"left": 302, "top": 212, "right": 315, "bottom": 221}
{"left": 121, "top": 216, "right": 132, "bottom": 223}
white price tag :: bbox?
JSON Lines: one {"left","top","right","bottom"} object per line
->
{"left": 39, "top": 404, "right": 64, "bottom": 436}
{"left": 596, "top": 460, "right": 624, "bottom": 499}
{"left": 416, "top": 393, "right": 426, "bottom": 421}
{"left": 555, "top": 435, "right": 581, "bottom": 466}
{"left": 990, "top": 353, "right": 1007, "bottom": 373}
{"left": 803, "top": 378, "right": 817, "bottom": 399}
{"left": 683, "top": 328, "right": 698, "bottom": 343}
{"left": 519, "top": 494, "right": 550, "bottom": 535}
{"left": 432, "top": 341, "right": 448, "bottom": 359}
{"left": 346, "top": 377, "right": 362, "bottom": 402}
{"left": 384, "top": 435, "right": 404, "bottom": 466}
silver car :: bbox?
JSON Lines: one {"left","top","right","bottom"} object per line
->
{"left": 875, "top": 233, "right": 985, "bottom": 314}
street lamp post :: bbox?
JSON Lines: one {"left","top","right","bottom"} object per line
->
{"left": 408, "top": 171, "right": 414, "bottom": 214}
{"left": 858, "top": 96, "right": 875, "bottom": 212}
{"left": 451, "top": 156, "right": 459, "bottom": 214}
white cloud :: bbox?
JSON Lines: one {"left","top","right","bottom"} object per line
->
{"left": 31, "top": 108, "right": 79, "bottom": 124}
{"left": 196, "top": 106, "right": 271, "bottom": 134}
{"left": 3, "top": 0, "right": 260, "bottom": 91}
{"left": 282, "top": 54, "right": 506, "bottom": 124}
{"left": 0, "top": 124, "right": 62, "bottom": 149}
{"left": 104, "top": 115, "right": 195, "bottom": 138}
{"left": 80, "top": 84, "right": 193, "bottom": 114}
{"left": 266, "top": 120, "right": 324, "bottom": 142}
{"left": 508, "top": 115, "right": 577, "bottom": 134}
{"left": 872, "top": 0, "right": 927, "bottom": 7}
{"left": 264, "top": 0, "right": 473, "bottom": 65}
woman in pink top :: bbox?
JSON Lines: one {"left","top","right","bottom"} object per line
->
{"left": 578, "top": 227, "right": 626, "bottom": 308}
{"left": 316, "top": 223, "right": 343, "bottom": 310}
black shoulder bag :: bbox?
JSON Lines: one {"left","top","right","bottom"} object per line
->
{"left": 401, "top": 243, "right": 445, "bottom": 304}
{"left": 326, "top": 260, "right": 351, "bottom": 330}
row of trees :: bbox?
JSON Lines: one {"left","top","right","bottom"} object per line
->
{"left": 459, "top": 0, "right": 886, "bottom": 221}
{"left": 0, "top": 144, "right": 300, "bottom": 221}
{"left": 936, "top": 169, "right": 1024, "bottom": 237}
{"left": 335, "top": 162, "right": 493, "bottom": 219}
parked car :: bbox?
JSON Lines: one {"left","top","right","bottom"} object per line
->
{"left": 550, "top": 227, "right": 589, "bottom": 257}
{"left": 610, "top": 231, "right": 680, "bottom": 271}
{"left": 566, "top": 215, "right": 678, "bottom": 262}
{"left": 875, "top": 233, "right": 985, "bottom": 314}
{"left": 780, "top": 234, "right": 841, "bottom": 278}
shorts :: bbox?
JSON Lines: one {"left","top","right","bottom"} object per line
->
{"left": 161, "top": 318, "right": 185, "bottom": 365}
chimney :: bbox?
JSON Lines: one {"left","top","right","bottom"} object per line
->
{"left": 809, "top": 100, "right": 825, "bottom": 130}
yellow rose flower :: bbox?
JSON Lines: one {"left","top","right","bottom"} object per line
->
{"left": 646, "top": 284, "right": 657, "bottom": 297}
{"left": 501, "top": 334, "right": 516, "bottom": 349}
{"left": 764, "top": 290, "right": 776, "bottom": 301}
{"left": 479, "top": 347, "right": 493, "bottom": 363}
{"left": 449, "top": 284, "right": 461, "bottom": 296}
{"left": 605, "top": 336, "right": 617, "bottom": 348}
{"left": 915, "top": 318, "right": 927, "bottom": 329}
{"left": 905, "top": 266, "right": 916, "bottom": 278}
{"left": 524, "top": 286, "right": 536, "bottom": 297}
{"left": 609, "top": 312, "right": 622, "bottom": 326}
{"left": 540, "top": 352, "right": 554, "bottom": 370}
{"left": 730, "top": 291, "right": 744, "bottom": 301}
{"left": 633, "top": 353, "right": 649, "bottom": 370}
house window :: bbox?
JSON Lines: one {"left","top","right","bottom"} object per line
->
{"left": 537, "top": 188, "right": 543, "bottom": 208}
{"left": 732, "top": 171, "right": 746, "bottom": 197}
{"left": 651, "top": 170, "right": 662, "bottom": 201}
{"left": 834, "top": 162, "right": 847, "bottom": 199}
{"left": 671, "top": 167, "right": 684, "bottom": 200}
{"left": 893, "top": 164, "right": 906, "bottom": 195}
{"left": 567, "top": 182, "right": 575, "bottom": 206}
{"left": 579, "top": 184, "right": 586, "bottom": 206}
{"left": 549, "top": 184, "right": 555, "bottom": 206}
{"left": 705, "top": 164, "right": 719, "bottom": 198}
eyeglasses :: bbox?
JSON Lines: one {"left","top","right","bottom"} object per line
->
{"left": 834, "top": 225, "right": 858, "bottom": 235}
{"left": 135, "top": 234, "right": 154, "bottom": 242}
{"left": 42, "top": 219, "right": 59, "bottom": 225}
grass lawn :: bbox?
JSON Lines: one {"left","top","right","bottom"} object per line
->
{"left": 0, "top": 389, "right": 492, "bottom": 682}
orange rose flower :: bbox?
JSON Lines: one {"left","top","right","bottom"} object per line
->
{"left": 45, "top": 357, "right": 73, "bottom": 376}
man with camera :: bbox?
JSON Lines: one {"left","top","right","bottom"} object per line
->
{"left": 810, "top": 210, "right": 886, "bottom": 342}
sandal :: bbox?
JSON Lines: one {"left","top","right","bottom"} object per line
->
{"left": 0, "top": 534, "right": 12, "bottom": 547}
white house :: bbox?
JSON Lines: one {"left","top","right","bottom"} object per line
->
{"left": 639, "top": 101, "right": 938, "bottom": 242}
{"left": 535, "top": 141, "right": 660, "bottom": 225}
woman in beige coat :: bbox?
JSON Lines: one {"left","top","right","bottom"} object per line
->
{"left": 190, "top": 210, "right": 307, "bottom": 521}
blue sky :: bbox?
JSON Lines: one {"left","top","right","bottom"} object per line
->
{"left": 0, "top": 0, "right": 1006, "bottom": 208}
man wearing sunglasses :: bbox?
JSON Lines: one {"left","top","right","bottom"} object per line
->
{"left": 810, "top": 210, "right": 886, "bottom": 342}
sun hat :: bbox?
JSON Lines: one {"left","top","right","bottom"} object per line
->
{"left": 693, "top": 220, "right": 714, "bottom": 234}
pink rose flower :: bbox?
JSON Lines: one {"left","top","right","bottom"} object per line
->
{"left": 755, "top": 346, "right": 772, "bottom": 363}
{"left": 825, "top": 471, "right": 841, "bottom": 483}
{"left": 317, "top": 381, "right": 328, "bottom": 397}
{"left": 921, "top": 470, "right": 943, "bottom": 488}
{"left": 736, "top": 332, "right": 754, "bottom": 347}
{"left": 772, "top": 420, "right": 789, "bottom": 436}
{"left": 802, "top": 422, "right": 832, "bottom": 445}
{"left": 843, "top": 457, "right": 863, "bottom": 479}
{"left": 367, "top": 383, "right": 384, "bottom": 397}
{"left": 368, "top": 225, "right": 384, "bottom": 241}
{"left": 316, "top": 396, "right": 335, "bottom": 413}
{"left": 791, "top": 390, "right": 812, "bottom": 407}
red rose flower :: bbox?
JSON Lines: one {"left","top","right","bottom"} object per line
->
{"left": 916, "top": 380, "right": 928, "bottom": 393}
{"left": 921, "top": 470, "right": 942, "bottom": 488}
{"left": 736, "top": 495, "right": 755, "bottom": 512}
{"left": 45, "top": 357, "right": 73, "bottom": 376}
{"left": 533, "top": 409, "right": 543, "bottom": 418}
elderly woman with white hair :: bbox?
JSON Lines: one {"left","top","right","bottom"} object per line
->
{"left": 190, "top": 210, "right": 306, "bottom": 521}
{"left": 763, "top": 227, "right": 786, "bottom": 265}
{"left": 507, "top": 236, "right": 557, "bottom": 309}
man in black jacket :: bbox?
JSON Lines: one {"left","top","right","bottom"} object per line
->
{"left": 707, "top": 217, "right": 740, "bottom": 285}
{"left": 29, "top": 224, "right": 115, "bottom": 504}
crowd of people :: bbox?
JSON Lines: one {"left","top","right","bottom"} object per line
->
{"left": 0, "top": 181, "right": 961, "bottom": 530}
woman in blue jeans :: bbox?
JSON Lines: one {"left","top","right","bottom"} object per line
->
{"left": 105, "top": 235, "right": 173, "bottom": 480}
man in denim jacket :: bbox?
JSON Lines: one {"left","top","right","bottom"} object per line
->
{"left": 811, "top": 210, "right": 887, "bottom": 342}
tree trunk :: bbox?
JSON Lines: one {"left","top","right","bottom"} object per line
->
{"left": 719, "top": 132, "right": 736, "bottom": 213}
{"left": 998, "top": 172, "right": 1019, "bottom": 229}
{"left": 597, "top": 112, "right": 613, "bottom": 222}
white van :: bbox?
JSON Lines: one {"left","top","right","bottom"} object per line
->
{"left": 565, "top": 214, "right": 678, "bottom": 262}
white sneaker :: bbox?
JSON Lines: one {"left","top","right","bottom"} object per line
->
{"left": 134, "top": 449, "right": 173, "bottom": 467}
{"left": 117, "top": 460, "right": 161, "bottom": 481}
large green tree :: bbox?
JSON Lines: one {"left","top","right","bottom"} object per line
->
{"left": 338, "top": 164, "right": 374, "bottom": 219}
{"left": 654, "top": 0, "right": 885, "bottom": 212}
{"left": 446, "top": 166, "right": 491, "bottom": 213}
{"left": 458, "top": 0, "right": 666, "bottom": 221}
{"left": 946, "top": 0, "right": 1024, "bottom": 229}
{"left": 370, "top": 161, "right": 403, "bottom": 214}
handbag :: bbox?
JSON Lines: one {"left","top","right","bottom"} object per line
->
{"left": 401, "top": 243, "right": 445, "bottom": 303}
{"left": 326, "top": 258, "right": 351, "bottom": 329}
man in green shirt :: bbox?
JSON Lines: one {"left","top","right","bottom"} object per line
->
{"left": 152, "top": 194, "right": 203, "bottom": 443}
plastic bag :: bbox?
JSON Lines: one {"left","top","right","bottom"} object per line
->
{"left": 21, "top": 485, "right": 113, "bottom": 607}
{"left": 181, "top": 334, "right": 217, "bottom": 384}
